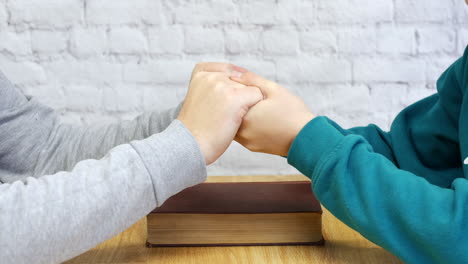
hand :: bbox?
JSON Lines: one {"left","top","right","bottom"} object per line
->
{"left": 189, "top": 62, "right": 246, "bottom": 81}
{"left": 178, "top": 63, "right": 263, "bottom": 165}
{"left": 231, "top": 71, "right": 315, "bottom": 156}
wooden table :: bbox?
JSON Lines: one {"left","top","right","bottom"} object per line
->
{"left": 65, "top": 175, "right": 403, "bottom": 264}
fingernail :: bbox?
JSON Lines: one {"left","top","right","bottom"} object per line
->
{"left": 231, "top": 70, "right": 243, "bottom": 78}
{"left": 232, "top": 65, "right": 248, "bottom": 73}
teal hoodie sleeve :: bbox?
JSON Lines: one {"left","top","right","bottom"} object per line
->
{"left": 325, "top": 54, "right": 465, "bottom": 188}
{"left": 287, "top": 50, "right": 468, "bottom": 264}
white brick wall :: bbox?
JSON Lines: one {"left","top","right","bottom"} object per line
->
{"left": 0, "top": 0, "right": 466, "bottom": 176}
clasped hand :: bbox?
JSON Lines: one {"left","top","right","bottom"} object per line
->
{"left": 177, "top": 62, "right": 315, "bottom": 165}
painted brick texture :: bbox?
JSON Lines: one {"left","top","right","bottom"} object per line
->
{"left": 0, "top": 0, "right": 466, "bottom": 175}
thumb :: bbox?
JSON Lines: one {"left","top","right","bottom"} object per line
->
{"left": 230, "top": 71, "right": 277, "bottom": 98}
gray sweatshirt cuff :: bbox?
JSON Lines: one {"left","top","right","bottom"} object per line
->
{"left": 130, "top": 120, "right": 207, "bottom": 206}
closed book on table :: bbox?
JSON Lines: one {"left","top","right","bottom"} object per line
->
{"left": 146, "top": 180, "right": 323, "bottom": 247}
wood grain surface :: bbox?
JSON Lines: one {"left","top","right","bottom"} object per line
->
{"left": 65, "top": 175, "right": 403, "bottom": 264}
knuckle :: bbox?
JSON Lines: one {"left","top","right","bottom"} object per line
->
{"left": 224, "top": 90, "right": 235, "bottom": 101}
{"left": 214, "top": 81, "right": 225, "bottom": 90}
{"left": 230, "top": 86, "right": 241, "bottom": 95}
{"left": 215, "top": 62, "right": 230, "bottom": 71}
{"left": 194, "top": 71, "right": 207, "bottom": 80}
{"left": 206, "top": 73, "right": 217, "bottom": 82}
{"left": 218, "top": 63, "right": 230, "bottom": 71}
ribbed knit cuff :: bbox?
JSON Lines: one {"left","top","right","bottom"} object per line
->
{"left": 287, "top": 116, "right": 345, "bottom": 182}
{"left": 131, "top": 120, "right": 207, "bottom": 206}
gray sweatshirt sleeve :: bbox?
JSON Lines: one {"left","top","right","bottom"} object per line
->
{"left": 0, "top": 70, "right": 183, "bottom": 182}
{"left": 0, "top": 72, "right": 207, "bottom": 263}
{"left": 0, "top": 121, "right": 207, "bottom": 264}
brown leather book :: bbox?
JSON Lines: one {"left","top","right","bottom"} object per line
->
{"left": 146, "top": 181, "right": 324, "bottom": 247}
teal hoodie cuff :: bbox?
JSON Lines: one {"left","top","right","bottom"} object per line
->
{"left": 287, "top": 116, "right": 345, "bottom": 181}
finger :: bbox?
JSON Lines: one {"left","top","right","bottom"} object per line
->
{"left": 194, "top": 62, "right": 247, "bottom": 76}
{"left": 200, "top": 72, "right": 250, "bottom": 90}
{"left": 224, "top": 77, "right": 248, "bottom": 88}
{"left": 230, "top": 71, "right": 277, "bottom": 97}
{"left": 228, "top": 80, "right": 265, "bottom": 99}
{"left": 239, "top": 85, "right": 264, "bottom": 109}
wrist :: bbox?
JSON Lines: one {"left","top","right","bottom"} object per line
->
{"left": 177, "top": 118, "right": 211, "bottom": 165}
{"left": 194, "top": 135, "right": 212, "bottom": 165}
{"left": 285, "top": 112, "right": 315, "bottom": 156}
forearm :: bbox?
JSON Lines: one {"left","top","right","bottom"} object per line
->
{"left": 326, "top": 119, "right": 396, "bottom": 163}
{"left": 34, "top": 103, "right": 183, "bottom": 176}
{"left": 0, "top": 71, "right": 182, "bottom": 180}
{"left": 325, "top": 93, "right": 461, "bottom": 188}
{"left": 1, "top": 144, "right": 156, "bottom": 264}
{"left": 0, "top": 121, "right": 206, "bottom": 264}
{"left": 288, "top": 117, "right": 468, "bottom": 264}
{"left": 322, "top": 55, "right": 467, "bottom": 188}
